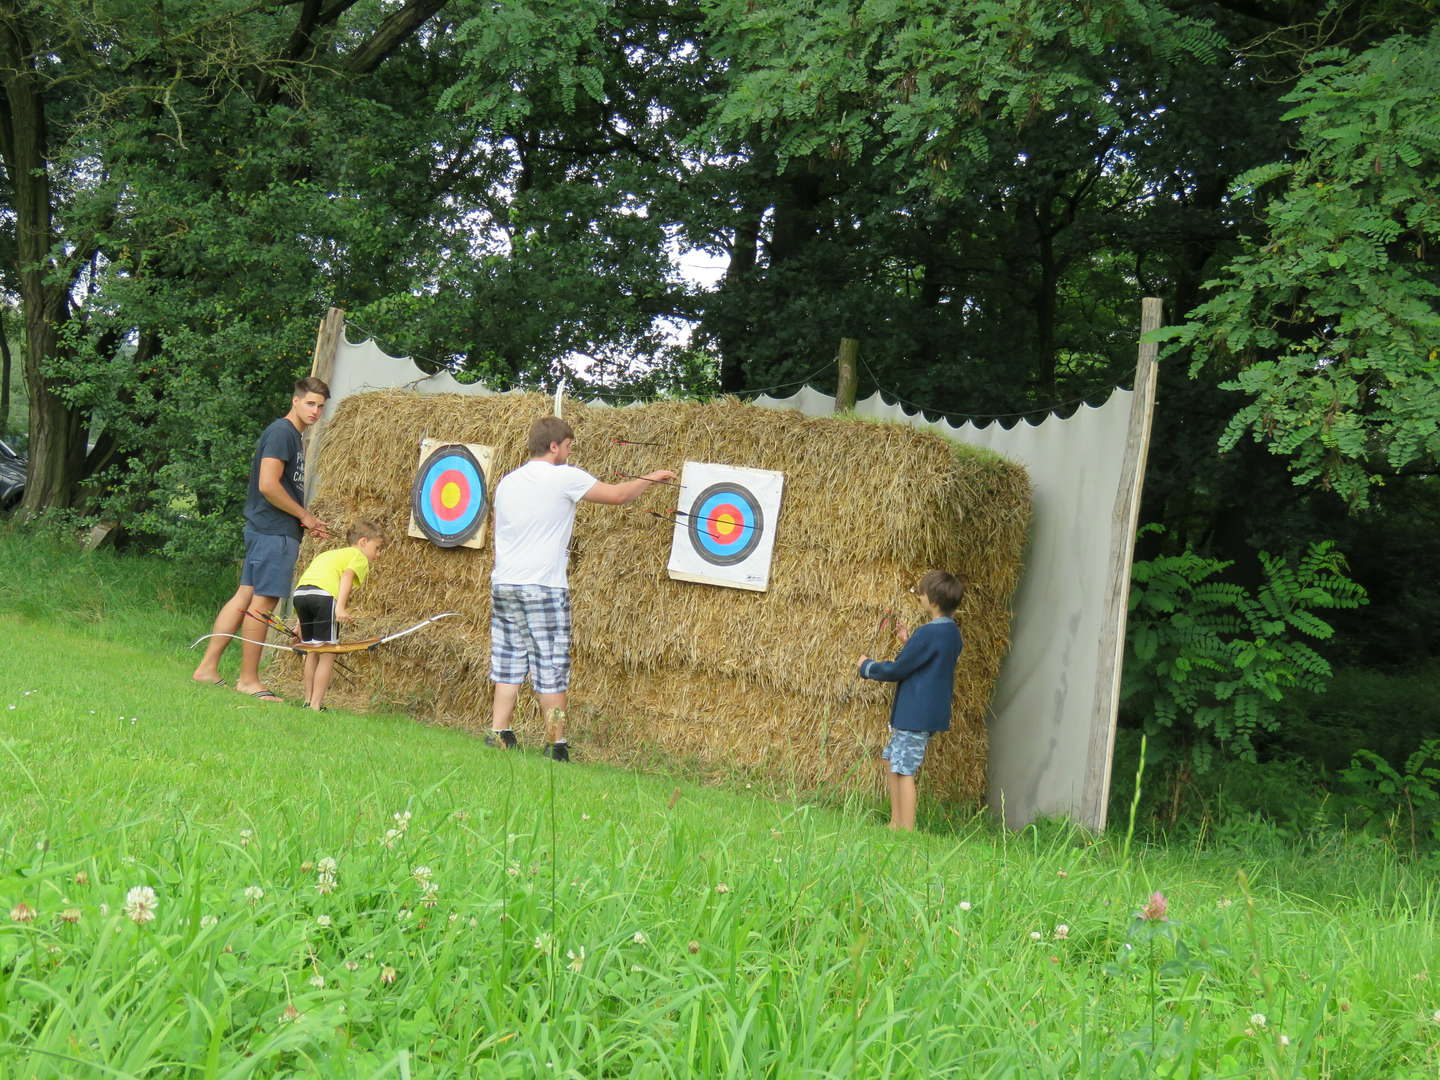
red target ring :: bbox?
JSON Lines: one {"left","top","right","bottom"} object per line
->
{"left": 428, "top": 468, "right": 472, "bottom": 522}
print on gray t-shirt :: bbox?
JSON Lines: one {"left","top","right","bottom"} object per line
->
{"left": 244, "top": 418, "right": 305, "bottom": 539}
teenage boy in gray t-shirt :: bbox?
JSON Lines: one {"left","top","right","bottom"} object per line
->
{"left": 191, "top": 377, "right": 331, "bottom": 701}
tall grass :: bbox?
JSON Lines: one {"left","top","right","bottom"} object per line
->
{"left": 2, "top": 534, "right": 1440, "bottom": 1077}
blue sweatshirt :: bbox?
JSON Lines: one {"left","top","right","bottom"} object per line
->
{"left": 858, "top": 617, "right": 962, "bottom": 733}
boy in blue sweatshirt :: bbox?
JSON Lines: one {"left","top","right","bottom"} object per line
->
{"left": 858, "top": 570, "right": 964, "bottom": 831}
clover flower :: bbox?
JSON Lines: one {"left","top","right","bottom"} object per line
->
{"left": 1249, "top": 1013, "right": 1267, "bottom": 1029}
{"left": 316, "top": 914, "right": 332, "bottom": 928}
{"left": 239, "top": 829, "right": 254, "bottom": 848}
{"left": 1028, "top": 931, "right": 1042, "bottom": 941}
{"left": 567, "top": 946, "right": 586, "bottom": 973}
{"left": 309, "top": 974, "right": 326, "bottom": 989}
{"left": 534, "top": 932, "right": 554, "bottom": 954}
{"left": 59, "top": 908, "right": 82, "bottom": 924}
{"left": 958, "top": 901, "right": 972, "bottom": 911}
{"left": 1053, "top": 924, "right": 1070, "bottom": 940}
{"left": 199, "top": 914, "right": 218, "bottom": 929}
{"left": 123, "top": 886, "right": 157, "bottom": 925}
{"left": 10, "top": 902, "right": 36, "bottom": 923}
{"left": 379, "top": 965, "right": 397, "bottom": 984}
{"left": 632, "top": 931, "right": 647, "bottom": 945}
{"left": 243, "top": 885, "right": 264, "bottom": 904}
{"left": 1139, "top": 892, "right": 1168, "bottom": 921}
{"left": 714, "top": 883, "right": 730, "bottom": 894}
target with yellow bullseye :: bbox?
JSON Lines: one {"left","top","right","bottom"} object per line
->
{"left": 687, "top": 482, "right": 764, "bottom": 566}
{"left": 668, "top": 462, "right": 785, "bottom": 592}
{"left": 407, "top": 439, "right": 495, "bottom": 550}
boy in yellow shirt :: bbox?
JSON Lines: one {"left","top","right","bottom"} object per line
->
{"left": 291, "top": 520, "right": 386, "bottom": 711}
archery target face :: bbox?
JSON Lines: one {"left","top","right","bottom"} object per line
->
{"left": 667, "top": 462, "right": 784, "bottom": 592}
{"left": 407, "top": 439, "right": 495, "bottom": 550}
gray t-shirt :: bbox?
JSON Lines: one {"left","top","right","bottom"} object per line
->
{"left": 244, "top": 417, "right": 305, "bottom": 539}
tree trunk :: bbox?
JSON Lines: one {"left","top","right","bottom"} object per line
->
{"left": 0, "top": 308, "right": 11, "bottom": 435}
{"left": 0, "top": 15, "right": 87, "bottom": 513}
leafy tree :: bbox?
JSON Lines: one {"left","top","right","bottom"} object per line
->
{"left": 1169, "top": 28, "right": 1440, "bottom": 508}
{"left": 0, "top": 0, "right": 459, "bottom": 527}
{"left": 1122, "top": 525, "right": 1367, "bottom": 779}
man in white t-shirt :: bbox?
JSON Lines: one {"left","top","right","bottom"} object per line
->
{"left": 486, "top": 415, "right": 676, "bottom": 760}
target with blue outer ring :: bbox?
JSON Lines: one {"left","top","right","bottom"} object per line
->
{"left": 687, "top": 481, "right": 764, "bottom": 566}
{"left": 411, "top": 443, "right": 487, "bottom": 548}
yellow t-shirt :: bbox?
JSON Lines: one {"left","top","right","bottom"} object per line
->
{"left": 295, "top": 546, "right": 370, "bottom": 597}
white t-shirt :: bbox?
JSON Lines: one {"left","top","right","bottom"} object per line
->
{"left": 491, "top": 460, "right": 598, "bottom": 588}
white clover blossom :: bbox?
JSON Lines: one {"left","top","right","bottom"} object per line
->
{"left": 632, "top": 931, "right": 647, "bottom": 945}
{"left": 123, "top": 886, "right": 158, "bottom": 925}
{"left": 199, "top": 914, "right": 219, "bottom": 929}
{"left": 1028, "top": 931, "right": 1042, "bottom": 942}
{"left": 309, "top": 974, "right": 326, "bottom": 989}
{"left": 1249, "top": 1013, "right": 1267, "bottom": 1029}
{"left": 533, "top": 932, "right": 554, "bottom": 954}
{"left": 1053, "top": 924, "right": 1070, "bottom": 940}
{"left": 958, "top": 901, "right": 972, "bottom": 911}
{"left": 412, "top": 866, "right": 433, "bottom": 884}
{"left": 567, "top": 947, "right": 586, "bottom": 973}
{"left": 315, "top": 914, "right": 332, "bottom": 928}
{"left": 316, "top": 857, "right": 338, "bottom": 875}
{"left": 243, "top": 885, "right": 264, "bottom": 903}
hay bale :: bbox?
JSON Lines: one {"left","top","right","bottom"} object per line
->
{"left": 270, "top": 390, "right": 1031, "bottom": 805}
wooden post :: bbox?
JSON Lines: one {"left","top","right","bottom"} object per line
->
{"left": 303, "top": 307, "right": 345, "bottom": 503}
{"left": 835, "top": 337, "right": 859, "bottom": 412}
{"left": 1083, "top": 297, "right": 1162, "bottom": 830}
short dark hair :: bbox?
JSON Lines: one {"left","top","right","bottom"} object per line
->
{"left": 294, "top": 376, "right": 331, "bottom": 400}
{"left": 348, "top": 519, "right": 386, "bottom": 545}
{"left": 918, "top": 570, "right": 964, "bottom": 616}
{"left": 527, "top": 416, "right": 574, "bottom": 457}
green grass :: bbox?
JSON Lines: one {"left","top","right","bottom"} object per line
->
{"left": 2, "top": 532, "right": 1440, "bottom": 1077}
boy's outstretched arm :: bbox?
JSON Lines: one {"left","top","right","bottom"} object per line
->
{"left": 858, "top": 633, "right": 937, "bottom": 683}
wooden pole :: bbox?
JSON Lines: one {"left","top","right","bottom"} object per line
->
{"left": 1083, "top": 297, "right": 1162, "bottom": 830}
{"left": 835, "top": 337, "right": 859, "bottom": 412}
{"left": 304, "top": 307, "right": 345, "bottom": 502}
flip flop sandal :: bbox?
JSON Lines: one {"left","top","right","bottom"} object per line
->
{"left": 249, "top": 689, "right": 284, "bottom": 703}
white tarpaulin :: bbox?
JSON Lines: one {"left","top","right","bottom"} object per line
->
{"left": 666, "top": 461, "right": 784, "bottom": 592}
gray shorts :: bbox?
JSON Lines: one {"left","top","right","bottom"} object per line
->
{"left": 882, "top": 729, "right": 932, "bottom": 776}
{"left": 489, "top": 584, "right": 572, "bottom": 695}
{"left": 239, "top": 527, "right": 300, "bottom": 599}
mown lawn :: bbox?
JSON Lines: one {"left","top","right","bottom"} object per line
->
{"left": 1, "top": 535, "right": 1439, "bottom": 1077}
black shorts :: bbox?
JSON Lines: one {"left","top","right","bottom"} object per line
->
{"left": 292, "top": 587, "right": 338, "bottom": 645}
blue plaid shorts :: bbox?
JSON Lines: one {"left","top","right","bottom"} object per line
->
{"left": 489, "top": 584, "right": 572, "bottom": 695}
{"left": 882, "top": 729, "right": 932, "bottom": 776}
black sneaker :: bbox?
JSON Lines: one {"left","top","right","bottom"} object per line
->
{"left": 543, "top": 742, "right": 570, "bottom": 762}
{"left": 484, "top": 729, "right": 518, "bottom": 750}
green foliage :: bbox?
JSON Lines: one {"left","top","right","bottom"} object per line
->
{"left": 1341, "top": 740, "right": 1440, "bottom": 861}
{"left": 1122, "top": 525, "right": 1367, "bottom": 768}
{"left": 1170, "top": 28, "right": 1440, "bottom": 508}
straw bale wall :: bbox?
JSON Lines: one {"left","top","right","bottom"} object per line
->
{"left": 268, "top": 390, "right": 1031, "bottom": 805}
